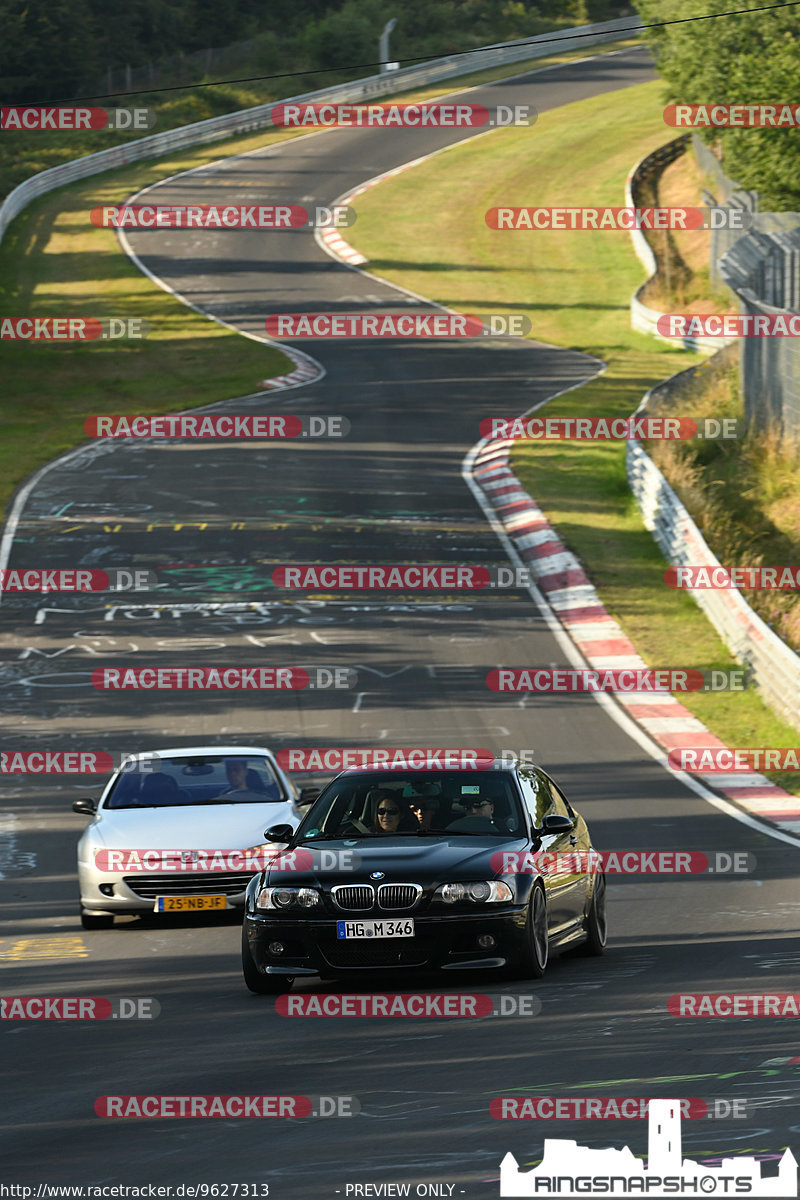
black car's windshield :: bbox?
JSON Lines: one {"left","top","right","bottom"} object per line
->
{"left": 297, "top": 771, "right": 525, "bottom": 839}
{"left": 103, "top": 755, "right": 286, "bottom": 809}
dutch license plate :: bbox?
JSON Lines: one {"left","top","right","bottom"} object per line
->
{"left": 154, "top": 895, "right": 228, "bottom": 912}
{"left": 336, "top": 918, "right": 414, "bottom": 939}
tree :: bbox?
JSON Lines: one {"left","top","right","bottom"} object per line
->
{"left": 633, "top": 0, "right": 800, "bottom": 209}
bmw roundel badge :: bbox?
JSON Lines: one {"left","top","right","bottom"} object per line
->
{"left": 370, "top": 871, "right": 385, "bottom": 880}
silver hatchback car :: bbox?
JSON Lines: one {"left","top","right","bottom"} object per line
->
{"left": 73, "top": 745, "right": 316, "bottom": 929}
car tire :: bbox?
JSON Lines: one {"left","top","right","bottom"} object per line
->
{"left": 80, "top": 909, "right": 114, "bottom": 930}
{"left": 582, "top": 872, "right": 608, "bottom": 956}
{"left": 242, "top": 925, "right": 294, "bottom": 995}
{"left": 517, "top": 883, "right": 548, "bottom": 979}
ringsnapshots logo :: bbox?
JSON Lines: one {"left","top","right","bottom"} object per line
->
{"left": 486, "top": 206, "right": 748, "bottom": 231}
{"left": 91, "top": 666, "right": 357, "bottom": 691}
{"left": 482, "top": 416, "right": 741, "bottom": 441}
{"left": 1, "top": 106, "right": 156, "bottom": 131}
{"left": 276, "top": 993, "right": 541, "bottom": 1017}
{"left": 0, "top": 568, "right": 155, "bottom": 592}
{"left": 498, "top": 1099, "right": 798, "bottom": 1197}
{"left": 1, "top": 317, "right": 149, "bottom": 340}
{"left": 84, "top": 414, "right": 349, "bottom": 439}
{"left": 264, "top": 313, "right": 531, "bottom": 338}
{"left": 92, "top": 204, "right": 353, "bottom": 229}
{"left": 1, "top": 996, "right": 159, "bottom": 1020}
{"left": 486, "top": 668, "right": 748, "bottom": 693}
{"left": 271, "top": 101, "right": 536, "bottom": 128}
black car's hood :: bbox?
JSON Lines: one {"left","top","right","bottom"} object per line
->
{"left": 265, "top": 834, "right": 530, "bottom": 884}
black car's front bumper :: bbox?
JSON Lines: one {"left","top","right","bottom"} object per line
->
{"left": 244, "top": 906, "right": 529, "bottom": 976}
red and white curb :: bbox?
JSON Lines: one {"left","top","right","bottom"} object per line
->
{"left": 316, "top": 153, "right": 454, "bottom": 269}
{"left": 259, "top": 348, "right": 323, "bottom": 391}
{"left": 472, "top": 438, "right": 800, "bottom": 839}
{"left": 318, "top": 225, "right": 367, "bottom": 267}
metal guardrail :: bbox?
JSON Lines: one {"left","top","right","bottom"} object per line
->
{"left": 625, "top": 138, "right": 800, "bottom": 731}
{"left": 626, "top": 134, "right": 731, "bottom": 352}
{"left": 0, "top": 16, "right": 642, "bottom": 246}
{"left": 627, "top": 406, "right": 800, "bottom": 731}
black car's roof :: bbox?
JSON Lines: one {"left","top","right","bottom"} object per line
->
{"left": 334, "top": 761, "right": 536, "bottom": 776}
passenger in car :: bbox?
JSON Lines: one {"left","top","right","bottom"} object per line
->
{"left": 371, "top": 792, "right": 419, "bottom": 834}
{"left": 446, "top": 794, "right": 499, "bottom": 832}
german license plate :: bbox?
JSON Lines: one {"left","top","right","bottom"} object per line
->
{"left": 336, "top": 918, "right": 414, "bottom": 939}
{"left": 154, "top": 895, "right": 227, "bottom": 912}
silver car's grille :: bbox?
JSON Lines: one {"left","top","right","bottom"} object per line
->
{"left": 123, "top": 872, "right": 254, "bottom": 900}
{"left": 331, "top": 885, "right": 374, "bottom": 910}
{"left": 377, "top": 884, "right": 421, "bottom": 910}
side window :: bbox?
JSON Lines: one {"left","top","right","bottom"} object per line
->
{"left": 541, "top": 773, "right": 575, "bottom": 820}
{"left": 517, "top": 769, "right": 553, "bottom": 828}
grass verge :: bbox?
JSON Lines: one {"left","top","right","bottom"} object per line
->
{"left": 343, "top": 77, "right": 800, "bottom": 792}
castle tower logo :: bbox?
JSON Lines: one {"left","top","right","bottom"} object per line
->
{"left": 500, "top": 1098, "right": 797, "bottom": 1197}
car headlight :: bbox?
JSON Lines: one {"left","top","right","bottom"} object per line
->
{"left": 435, "top": 881, "right": 512, "bottom": 904}
{"left": 256, "top": 886, "right": 320, "bottom": 910}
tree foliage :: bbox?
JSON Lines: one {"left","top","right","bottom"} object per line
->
{"left": 0, "top": 0, "right": 629, "bottom": 103}
{"left": 633, "top": 0, "right": 800, "bottom": 209}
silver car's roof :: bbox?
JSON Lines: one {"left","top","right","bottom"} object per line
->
{"left": 118, "top": 745, "right": 277, "bottom": 763}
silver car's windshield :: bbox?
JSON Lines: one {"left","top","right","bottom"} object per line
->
{"left": 104, "top": 755, "right": 286, "bottom": 809}
{"left": 298, "top": 771, "right": 525, "bottom": 839}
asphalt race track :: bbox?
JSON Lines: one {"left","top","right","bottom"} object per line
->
{"left": 2, "top": 45, "right": 800, "bottom": 1196}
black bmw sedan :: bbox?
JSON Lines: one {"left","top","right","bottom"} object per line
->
{"left": 242, "top": 761, "right": 607, "bottom": 993}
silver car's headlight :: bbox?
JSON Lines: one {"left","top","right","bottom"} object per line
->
{"left": 435, "top": 881, "right": 512, "bottom": 904}
{"left": 256, "top": 886, "right": 320, "bottom": 911}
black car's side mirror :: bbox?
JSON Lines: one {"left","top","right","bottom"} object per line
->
{"left": 72, "top": 798, "right": 97, "bottom": 815}
{"left": 298, "top": 786, "right": 320, "bottom": 807}
{"left": 264, "top": 824, "right": 294, "bottom": 843}
{"left": 539, "top": 813, "right": 574, "bottom": 835}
